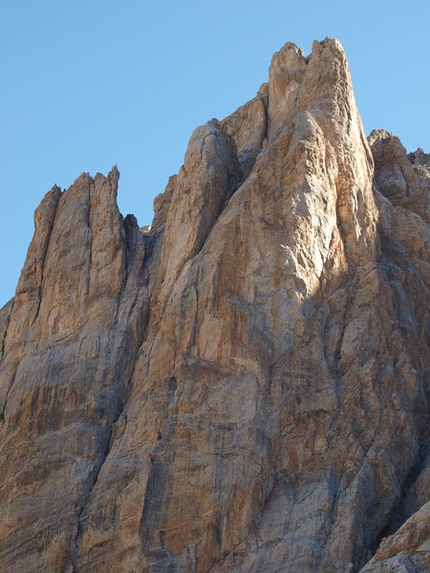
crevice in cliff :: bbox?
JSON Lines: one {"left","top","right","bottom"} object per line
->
{"left": 68, "top": 218, "right": 155, "bottom": 569}
{"left": 138, "top": 418, "right": 182, "bottom": 568}
{"left": 29, "top": 186, "right": 63, "bottom": 327}
{"left": 373, "top": 437, "right": 430, "bottom": 548}
{"left": 85, "top": 178, "right": 95, "bottom": 307}
{"left": 70, "top": 424, "right": 115, "bottom": 571}
{"left": 220, "top": 87, "right": 269, "bottom": 184}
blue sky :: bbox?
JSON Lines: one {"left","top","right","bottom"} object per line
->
{"left": 1, "top": 0, "right": 429, "bottom": 307}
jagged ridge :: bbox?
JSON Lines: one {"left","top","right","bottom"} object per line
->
{"left": 0, "top": 38, "right": 429, "bottom": 573}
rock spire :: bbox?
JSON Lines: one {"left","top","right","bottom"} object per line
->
{"left": 0, "top": 38, "right": 429, "bottom": 572}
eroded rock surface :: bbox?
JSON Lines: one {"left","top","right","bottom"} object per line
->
{"left": 0, "top": 38, "right": 428, "bottom": 573}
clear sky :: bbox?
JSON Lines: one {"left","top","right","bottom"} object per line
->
{"left": 1, "top": 0, "right": 429, "bottom": 307}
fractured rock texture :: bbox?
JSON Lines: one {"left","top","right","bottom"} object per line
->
{"left": 0, "top": 38, "right": 429, "bottom": 572}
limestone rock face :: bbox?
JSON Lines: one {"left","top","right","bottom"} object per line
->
{"left": 0, "top": 38, "right": 429, "bottom": 573}
{"left": 0, "top": 168, "right": 151, "bottom": 571}
{"left": 369, "top": 129, "right": 429, "bottom": 222}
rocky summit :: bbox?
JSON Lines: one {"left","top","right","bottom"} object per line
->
{"left": 0, "top": 38, "right": 429, "bottom": 573}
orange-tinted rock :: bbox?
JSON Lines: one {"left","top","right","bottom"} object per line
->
{"left": 0, "top": 38, "right": 429, "bottom": 572}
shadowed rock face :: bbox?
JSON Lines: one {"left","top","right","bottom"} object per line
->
{"left": 0, "top": 38, "right": 429, "bottom": 573}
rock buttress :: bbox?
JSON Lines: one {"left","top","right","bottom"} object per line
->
{"left": 75, "top": 39, "right": 428, "bottom": 573}
{"left": 0, "top": 38, "right": 429, "bottom": 573}
{"left": 0, "top": 167, "right": 151, "bottom": 572}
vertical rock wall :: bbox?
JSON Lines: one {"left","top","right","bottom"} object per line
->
{"left": 0, "top": 168, "right": 151, "bottom": 571}
{"left": 0, "top": 38, "right": 428, "bottom": 572}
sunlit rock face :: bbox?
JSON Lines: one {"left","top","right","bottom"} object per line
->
{"left": 0, "top": 38, "right": 429, "bottom": 573}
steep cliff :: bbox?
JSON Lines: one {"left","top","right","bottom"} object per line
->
{"left": 0, "top": 38, "right": 429, "bottom": 573}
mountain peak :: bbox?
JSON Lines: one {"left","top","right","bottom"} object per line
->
{"left": 0, "top": 39, "right": 429, "bottom": 573}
